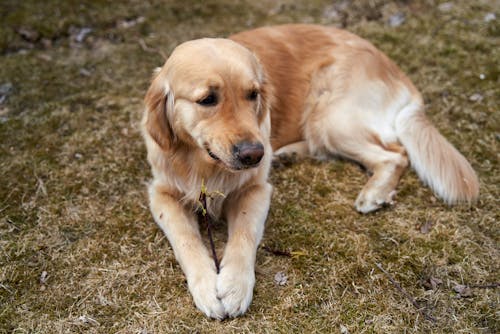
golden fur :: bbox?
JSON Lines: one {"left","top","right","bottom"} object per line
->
{"left": 142, "top": 24, "right": 479, "bottom": 319}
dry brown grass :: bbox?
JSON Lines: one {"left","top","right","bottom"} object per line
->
{"left": 1, "top": 0, "right": 498, "bottom": 333}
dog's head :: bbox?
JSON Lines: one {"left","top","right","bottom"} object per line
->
{"left": 143, "top": 38, "right": 271, "bottom": 171}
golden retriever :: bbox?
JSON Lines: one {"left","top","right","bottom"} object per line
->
{"left": 142, "top": 24, "right": 479, "bottom": 319}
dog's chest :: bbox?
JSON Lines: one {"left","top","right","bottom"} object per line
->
{"left": 180, "top": 169, "right": 257, "bottom": 219}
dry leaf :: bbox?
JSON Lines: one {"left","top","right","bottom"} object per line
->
{"left": 290, "top": 250, "right": 308, "bottom": 258}
{"left": 430, "top": 277, "right": 442, "bottom": 290}
{"left": 420, "top": 220, "right": 433, "bottom": 234}
{"left": 423, "top": 276, "right": 442, "bottom": 290}
{"left": 453, "top": 284, "right": 474, "bottom": 298}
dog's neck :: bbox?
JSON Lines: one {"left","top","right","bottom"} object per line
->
{"left": 148, "top": 138, "right": 259, "bottom": 217}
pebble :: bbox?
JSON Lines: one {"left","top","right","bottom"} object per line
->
{"left": 469, "top": 93, "right": 483, "bottom": 102}
{"left": 484, "top": 13, "right": 496, "bottom": 23}
{"left": 0, "top": 82, "right": 13, "bottom": 104}
{"left": 438, "top": 2, "right": 454, "bottom": 12}
{"left": 388, "top": 12, "right": 406, "bottom": 27}
{"left": 274, "top": 271, "right": 288, "bottom": 286}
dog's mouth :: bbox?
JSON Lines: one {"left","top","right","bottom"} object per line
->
{"left": 206, "top": 149, "right": 221, "bottom": 162}
{"left": 205, "top": 147, "right": 260, "bottom": 171}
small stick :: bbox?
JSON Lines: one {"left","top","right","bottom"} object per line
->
{"left": 375, "top": 262, "right": 436, "bottom": 323}
{"left": 197, "top": 184, "right": 220, "bottom": 274}
{"left": 469, "top": 283, "right": 500, "bottom": 289}
{"left": 262, "top": 245, "right": 292, "bottom": 257}
{"left": 138, "top": 38, "right": 167, "bottom": 60}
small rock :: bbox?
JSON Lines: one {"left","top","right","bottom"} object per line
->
{"left": 438, "top": 2, "right": 454, "bottom": 12}
{"left": 16, "top": 27, "right": 39, "bottom": 42}
{"left": 268, "top": 3, "right": 285, "bottom": 16}
{"left": 484, "top": 13, "right": 496, "bottom": 23}
{"left": 79, "top": 68, "right": 92, "bottom": 77}
{"left": 323, "top": 5, "right": 341, "bottom": 21}
{"left": 469, "top": 93, "right": 483, "bottom": 102}
{"left": 423, "top": 277, "right": 443, "bottom": 290}
{"left": 37, "top": 53, "right": 52, "bottom": 62}
{"left": 70, "top": 27, "right": 93, "bottom": 43}
{"left": 430, "top": 277, "right": 442, "bottom": 290}
{"left": 274, "top": 271, "right": 288, "bottom": 286}
{"left": 388, "top": 12, "right": 406, "bottom": 27}
{"left": 419, "top": 220, "right": 433, "bottom": 234}
{"left": 118, "top": 16, "right": 145, "bottom": 29}
{"left": 41, "top": 38, "right": 52, "bottom": 49}
{"left": 453, "top": 284, "right": 474, "bottom": 298}
{"left": 0, "top": 82, "right": 13, "bottom": 105}
{"left": 0, "top": 106, "right": 10, "bottom": 120}
{"left": 74, "top": 153, "right": 83, "bottom": 160}
{"left": 40, "top": 271, "right": 48, "bottom": 284}
{"left": 78, "top": 315, "right": 99, "bottom": 326}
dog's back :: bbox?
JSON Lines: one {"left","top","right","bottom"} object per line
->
{"left": 232, "top": 24, "right": 478, "bottom": 209}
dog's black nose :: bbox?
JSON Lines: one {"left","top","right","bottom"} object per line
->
{"left": 233, "top": 142, "right": 264, "bottom": 166}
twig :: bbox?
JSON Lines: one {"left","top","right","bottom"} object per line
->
{"left": 469, "top": 283, "right": 500, "bottom": 289}
{"left": 197, "top": 183, "right": 220, "bottom": 274}
{"left": 375, "top": 262, "right": 436, "bottom": 323}
{"left": 262, "top": 245, "right": 292, "bottom": 257}
{"left": 138, "top": 38, "right": 167, "bottom": 60}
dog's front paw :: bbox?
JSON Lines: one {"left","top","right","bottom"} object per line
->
{"left": 216, "top": 260, "right": 255, "bottom": 318}
{"left": 355, "top": 189, "right": 396, "bottom": 214}
{"left": 188, "top": 270, "right": 226, "bottom": 320}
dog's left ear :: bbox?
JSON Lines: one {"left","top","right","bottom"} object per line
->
{"left": 143, "top": 73, "right": 175, "bottom": 151}
{"left": 257, "top": 74, "right": 274, "bottom": 124}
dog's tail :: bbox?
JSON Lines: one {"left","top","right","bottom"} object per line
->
{"left": 395, "top": 102, "right": 479, "bottom": 204}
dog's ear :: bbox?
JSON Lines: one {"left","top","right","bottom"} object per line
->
{"left": 143, "top": 73, "right": 175, "bottom": 150}
{"left": 257, "top": 74, "right": 274, "bottom": 124}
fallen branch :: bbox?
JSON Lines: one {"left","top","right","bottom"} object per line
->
{"left": 197, "top": 180, "right": 222, "bottom": 274}
{"left": 375, "top": 262, "right": 436, "bottom": 323}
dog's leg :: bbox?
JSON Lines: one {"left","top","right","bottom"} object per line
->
{"left": 349, "top": 142, "right": 408, "bottom": 213}
{"left": 313, "top": 138, "right": 407, "bottom": 213}
{"left": 304, "top": 107, "right": 408, "bottom": 213}
{"left": 272, "top": 141, "right": 311, "bottom": 168}
{"left": 217, "top": 182, "right": 272, "bottom": 317}
{"left": 273, "top": 140, "right": 309, "bottom": 157}
{"left": 303, "top": 75, "right": 411, "bottom": 213}
{"left": 149, "top": 183, "right": 226, "bottom": 319}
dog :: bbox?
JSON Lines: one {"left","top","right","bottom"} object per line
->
{"left": 142, "top": 24, "right": 479, "bottom": 319}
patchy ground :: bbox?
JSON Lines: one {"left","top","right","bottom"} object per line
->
{"left": 0, "top": 0, "right": 498, "bottom": 333}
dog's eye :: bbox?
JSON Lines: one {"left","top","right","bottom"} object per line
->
{"left": 247, "top": 90, "right": 259, "bottom": 101}
{"left": 197, "top": 93, "right": 218, "bottom": 106}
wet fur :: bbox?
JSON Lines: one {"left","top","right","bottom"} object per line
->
{"left": 142, "top": 24, "right": 479, "bottom": 319}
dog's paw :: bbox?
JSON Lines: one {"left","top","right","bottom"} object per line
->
{"left": 355, "top": 189, "right": 396, "bottom": 214}
{"left": 216, "top": 261, "right": 255, "bottom": 318}
{"left": 188, "top": 270, "right": 226, "bottom": 320}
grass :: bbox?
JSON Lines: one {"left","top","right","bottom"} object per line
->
{"left": 0, "top": 0, "right": 498, "bottom": 333}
